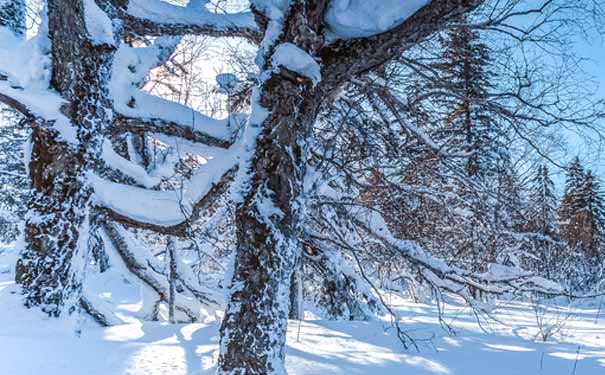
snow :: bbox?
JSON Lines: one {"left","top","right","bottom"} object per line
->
{"left": 91, "top": 174, "right": 186, "bottom": 226}
{"left": 0, "top": 20, "right": 77, "bottom": 143}
{"left": 101, "top": 139, "right": 162, "bottom": 188}
{"left": 111, "top": 42, "right": 235, "bottom": 142}
{"left": 91, "top": 142, "right": 237, "bottom": 226}
{"left": 325, "top": 0, "right": 430, "bottom": 39}
{"left": 127, "top": 0, "right": 256, "bottom": 31}
{"left": 271, "top": 43, "right": 321, "bottom": 87}
{"left": 2, "top": 245, "right": 605, "bottom": 375}
{"left": 83, "top": 0, "right": 114, "bottom": 46}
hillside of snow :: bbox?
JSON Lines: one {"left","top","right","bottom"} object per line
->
{"left": 1, "top": 243, "right": 604, "bottom": 375}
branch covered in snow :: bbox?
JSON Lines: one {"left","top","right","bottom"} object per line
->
{"left": 320, "top": 0, "right": 484, "bottom": 86}
{"left": 96, "top": 166, "right": 237, "bottom": 237}
{"left": 119, "top": 0, "right": 260, "bottom": 42}
{"left": 100, "top": 222, "right": 221, "bottom": 319}
{"left": 109, "top": 114, "right": 233, "bottom": 148}
{"left": 312, "top": 199, "right": 568, "bottom": 306}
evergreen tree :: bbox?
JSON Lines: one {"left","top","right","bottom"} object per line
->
{"left": 572, "top": 171, "right": 605, "bottom": 258}
{"left": 524, "top": 165, "right": 560, "bottom": 278}
{"left": 560, "top": 156, "right": 585, "bottom": 236}
{"left": 430, "top": 16, "right": 499, "bottom": 179}
{"left": 527, "top": 165, "right": 559, "bottom": 237}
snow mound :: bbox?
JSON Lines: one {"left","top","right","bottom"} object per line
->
{"left": 272, "top": 43, "right": 321, "bottom": 86}
{"left": 326, "top": 0, "right": 430, "bottom": 39}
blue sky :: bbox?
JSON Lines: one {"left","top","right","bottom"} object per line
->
{"left": 567, "top": 33, "right": 605, "bottom": 177}
{"left": 541, "top": 29, "right": 605, "bottom": 190}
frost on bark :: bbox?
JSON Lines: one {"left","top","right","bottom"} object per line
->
{"left": 15, "top": 0, "right": 117, "bottom": 316}
{"left": 217, "top": 3, "right": 327, "bottom": 373}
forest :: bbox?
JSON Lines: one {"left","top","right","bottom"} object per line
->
{"left": 1, "top": 0, "right": 605, "bottom": 374}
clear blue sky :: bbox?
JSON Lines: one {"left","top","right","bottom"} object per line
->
{"left": 546, "top": 32, "right": 605, "bottom": 190}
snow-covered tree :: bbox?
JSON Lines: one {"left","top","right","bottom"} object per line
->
{"left": 522, "top": 165, "right": 560, "bottom": 278}
{"left": 1, "top": 1, "right": 603, "bottom": 374}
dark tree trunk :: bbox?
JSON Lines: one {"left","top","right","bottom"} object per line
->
{"left": 15, "top": 0, "right": 118, "bottom": 316}
{"left": 288, "top": 259, "right": 303, "bottom": 320}
{"left": 217, "top": 3, "right": 330, "bottom": 373}
{"left": 217, "top": 73, "right": 322, "bottom": 375}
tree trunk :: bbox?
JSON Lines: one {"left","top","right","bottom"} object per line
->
{"left": 15, "top": 0, "right": 118, "bottom": 316}
{"left": 288, "top": 259, "right": 303, "bottom": 320}
{"left": 216, "top": 3, "right": 332, "bottom": 372}
{"left": 217, "top": 71, "right": 322, "bottom": 374}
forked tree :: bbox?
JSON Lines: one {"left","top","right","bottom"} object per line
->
{"left": 1, "top": 1, "right": 593, "bottom": 374}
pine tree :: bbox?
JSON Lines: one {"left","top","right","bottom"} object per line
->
{"left": 527, "top": 165, "right": 559, "bottom": 237}
{"left": 524, "top": 165, "right": 560, "bottom": 278}
{"left": 572, "top": 171, "right": 605, "bottom": 259}
{"left": 560, "top": 157, "right": 585, "bottom": 236}
{"left": 430, "top": 16, "right": 499, "bottom": 179}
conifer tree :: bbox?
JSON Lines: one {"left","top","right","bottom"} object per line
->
{"left": 560, "top": 156, "right": 585, "bottom": 237}
{"left": 524, "top": 165, "right": 560, "bottom": 277}
{"left": 573, "top": 171, "right": 605, "bottom": 259}
{"left": 527, "top": 165, "right": 559, "bottom": 236}
{"left": 430, "top": 16, "right": 498, "bottom": 179}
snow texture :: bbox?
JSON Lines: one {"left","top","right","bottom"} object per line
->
{"left": 92, "top": 141, "right": 237, "bottom": 226}
{"left": 325, "top": 0, "right": 430, "bottom": 39}
{"left": 1, "top": 243, "right": 604, "bottom": 375}
{"left": 101, "top": 139, "right": 162, "bottom": 188}
{"left": 111, "top": 42, "right": 235, "bottom": 142}
{"left": 83, "top": 0, "right": 114, "bottom": 46}
{"left": 0, "top": 26, "right": 77, "bottom": 143}
{"left": 127, "top": 0, "right": 256, "bottom": 31}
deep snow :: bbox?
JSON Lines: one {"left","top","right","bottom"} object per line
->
{"left": 1, "top": 243, "right": 604, "bottom": 375}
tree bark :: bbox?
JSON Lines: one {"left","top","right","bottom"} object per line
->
{"left": 217, "top": 3, "right": 329, "bottom": 373}
{"left": 217, "top": 72, "right": 322, "bottom": 375}
{"left": 15, "top": 0, "right": 118, "bottom": 316}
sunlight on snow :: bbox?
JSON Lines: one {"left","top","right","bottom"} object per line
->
{"left": 403, "top": 356, "right": 451, "bottom": 374}
{"left": 104, "top": 322, "right": 145, "bottom": 342}
{"left": 126, "top": 345, "right": 186, "bottom": 375}
{"left": 483, "top": 343, "right": 535, "bottom": 352}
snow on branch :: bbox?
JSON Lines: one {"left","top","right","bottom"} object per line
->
{"left": 313, "top": 199, "right": 566, "bottom": 303}
{"left": 325, "top": 0, "right": 430, "bottom": 39}
{"left": 101, "top": 138, "right": 163, "bottom": 188}
{"left": 94, "top": 163, "right": 237, "bottom": 236}
{"left": 99, "top": 221, "right": 219, "bottom": 320}
{"left": 111, "top": 42, "right": 237, "bottom": 146}
{"left": 110, "top": 114, "right": 233, "bottom": 148}
{"left": 120, "top": 0, "right": 260, "bottom": 42}
{"left": 348, "top": 206, "right": 566, "bottom": 297}
{"left": 0, "top": 21, "right": 79, "bottom": 142}
{"left": 271, "top": 43, "right": 321, "bottom": 87}
{"left": 320, "top": 0, "right": 484, "bottom": 87}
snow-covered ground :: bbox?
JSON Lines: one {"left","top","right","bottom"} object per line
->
{"left": 1, "top": 244, "right": 604, "bottom": 375}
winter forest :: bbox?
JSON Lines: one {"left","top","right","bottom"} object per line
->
{"left": 1, "top": 0, "right": 605, "bottom": 374}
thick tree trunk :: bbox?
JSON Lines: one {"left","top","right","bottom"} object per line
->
{"left": 15, "top": 0, "right": 118, "bottom": 316}
{"left": 217, "top": 4, "right": 330, "bottom": 373}
{"left": 217, "top": 73, "right": 322, "bottom": 375}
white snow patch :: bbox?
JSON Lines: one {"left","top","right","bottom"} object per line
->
{"left": 326, "top": 0, "right": 430, "bottom": 39}
{"left": 83, "top": 0, "right": 115, "bottom": 46}
{"left": 127, "top": 0, "right": 256, "bottom": 31}
{"left": 271, "top": 43, "right": 321, "bottom": 86}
